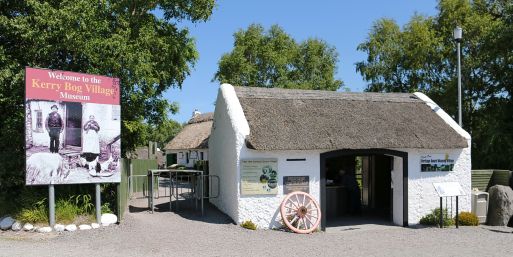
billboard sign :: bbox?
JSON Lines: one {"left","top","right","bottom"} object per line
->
{"left": 25, "top": 67, "right": 121, "bottom": 185}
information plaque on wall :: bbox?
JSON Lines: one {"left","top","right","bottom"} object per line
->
{"left": 240, "top": 159, "right": 278, "bottom": 195}
{"left": 420, "top": 153, "right": 455, "bottom": 172}
{"left": 283, "top": 176, "right": 309, "bottom": 194}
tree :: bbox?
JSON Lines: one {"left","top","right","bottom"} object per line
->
{"left": 146, "top": 119, "right": 183, "bottom": 150}
{"left": 0, "top": 0, "right": 215, "bottom": 205}
{"left": 356, "top": 0, "right": 513, "bottom": 170}
{"left": 213, "top": 24, "right": 343, "bottom": 91}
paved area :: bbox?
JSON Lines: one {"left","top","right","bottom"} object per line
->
{"left": 1, "top": 194, "right": 512, "bottom": 257}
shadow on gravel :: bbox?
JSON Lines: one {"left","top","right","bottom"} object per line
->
{"left": 483, "top": 228, "right": 513, "bottom": 234}
{"left": 171, "top": 202, "right": 235, "bottom": 225}
{"left": 128, "top": 197, "right": 235, "bottom": 225}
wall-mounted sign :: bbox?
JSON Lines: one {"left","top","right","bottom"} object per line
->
{"left": 420, "top": 153, "right": 455, "bottom": 172}
{"left": 25, "top": 67, "right": 121, "bottom": 185}
{"left": 240, "top": 159, "right": 278, "bottom": 195}
{"left": 283, "top": 176, "right": 309, "bottom": 194}
{"left": 433, "top": 182, "right": 465, "bottom": 197}
{"left": 178, "top": 152, "right": 183, "bottom": 159}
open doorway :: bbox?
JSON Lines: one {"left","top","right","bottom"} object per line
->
{"left": 65, "top": 102, "right": 82, "bottom": 147}
{"left": 320, "top": 149, "right": 408, "bottom": 230}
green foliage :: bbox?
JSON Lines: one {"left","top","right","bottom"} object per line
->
{"left": 214, "top": 24, "right": 344, "bottom": 91}
{"left": 101, "top": 202, "right": 113, "bottom": 214}
{"left": 0, "top": 0, "right": 215, "bottom": 211}
{"left": 419, "top": 208, "right": 455, "bottom": 227}
{"left": 17, "top": 198, "right": 49, "bottom": 224}
{"left": 240, "top": 220, "right": 257, "bottom": 230}
{"left": 144, "top": 119, "right": 183, "bottom": 149}
{"left": 457, "top": 211, "right": 479, "bottom": 226}
{"left": 356, "top": 0, "right": 513, "bottom": 170}
{"left": 16, "top": 194, "right": 96, "bottom": 224}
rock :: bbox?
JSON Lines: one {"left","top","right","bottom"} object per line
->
{"left": 0, "top": 216, "right": 15, "bottom": 230}
{"left": 23, "top": 223, "right": 34, "bottom": 231}
{"left": 101, "top": 223, "right": 110, "bottom": 227}
{"left": 54, "top": 224, "right": 65, "bottom": 232}
{"left": 487, "top": 185, "right": 513, "bottom": 226}
{"left": 91, "top": 223, "right": 100, "bottom": 229}
{"left": 37, "top": 227, "right": 52, "bottom": 233}
{"left": 79, "top": 224, "right": 92, "bottom": 230}
{"left": 65, "top": 224, "right": 77, "bottom": 232}
{"left": 100, "top": 213, "right": 117, "bottom": 225}
{"left": 11, "top": 221, "right": 22, "bottom": 231}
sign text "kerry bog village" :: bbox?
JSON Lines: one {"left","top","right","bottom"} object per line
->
{"left": 26, "top": 67, "right": 119, "bottom": 105}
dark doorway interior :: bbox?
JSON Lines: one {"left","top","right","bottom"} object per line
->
{"left": 65, "top": 102, "right": 82, "bottom": 147}
{"left": 320, "top": 149, "right": 408, "bottom": 230}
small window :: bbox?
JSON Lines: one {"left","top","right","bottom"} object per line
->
{"left": 200, "top": 152, "right": 204, "bottom": 160}
{"left": 35, "top": 110, "right": 43, "bottom": 132}
{"left": 186, "top": 152, "right": 189, "bottom": 164}
{"left": 112, "top": 105, "right": 120, "bottom": 120}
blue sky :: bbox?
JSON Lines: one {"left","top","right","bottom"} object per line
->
{"left": 164, "top": 0, "right": 438, "bottom": 123}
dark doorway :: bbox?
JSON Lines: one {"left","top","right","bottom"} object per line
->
{"left": 167, "top": 153, "right": 177, "bottom": 166}
{"left": 65, "top": 102, "right": 82, "bottom": 147}
{"left": 320, "top": 149, "right": 408, "bottom": 230}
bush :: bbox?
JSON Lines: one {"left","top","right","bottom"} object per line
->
{"left": 240, "top": 220, "right": 257, "bottom": 230}
{"left": 457, "top": 212, "right": 479, "bottom": 226}
{"left": 17, "top": 198, "right": 48, "bottom": 224}
{"left": 16, "top": 194, "right": 96, "bottom": 224}
{"left": 419, "top": 208, "right": 454, "bottom": 227}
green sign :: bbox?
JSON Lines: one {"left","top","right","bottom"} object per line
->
{"left": 240, "top": 159, "right": 278, "bottom": 195}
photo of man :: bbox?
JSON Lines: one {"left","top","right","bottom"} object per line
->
{"left": 45, "top": 104, "right": 63, "bottom": 153}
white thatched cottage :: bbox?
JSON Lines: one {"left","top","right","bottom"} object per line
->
{"left": 165, "top": 112, "right": 213, "bottom": 167}
{"left": 209, "top": 84, "right": 471, "bottom": 230}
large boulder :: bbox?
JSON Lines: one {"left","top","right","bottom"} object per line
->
{"left": 0, "top": 216, "right": 15, "bottom": 230}
{"left": 487, "top": 185, "right": 513, "bottom": 226}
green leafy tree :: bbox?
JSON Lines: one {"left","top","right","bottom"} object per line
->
{"left": 146, "top": 119, "right": 183, "bottom": 149}
{"left": 356, "top": 0, "right": 513, "bottom": 170}
{"left": 0, "top": 0, "right": 215, "bottom": 207}
{"left": 214, "top": 24, "right": 343, "bottom": 91}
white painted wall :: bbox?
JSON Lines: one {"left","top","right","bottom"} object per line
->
{"left": 209, "top": 84, "right": 249, "bottom": 221}
{"left": 238, "top": 149, "right": 322, "bottom": 229}
{"left": 402, "top": 92, "right": 472, "bottom": 224}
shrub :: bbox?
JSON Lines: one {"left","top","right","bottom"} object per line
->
{"left": 419, "top": 208, "right": 454, "bottom": 227}
{"left": 457, "top": 212, "right": 479, "bottom": 226}
{"left": 240, "top": 220, "right": 257, "bottom": 230}
{"left": 17, "top": 198, "right": 48, "bottom": 224}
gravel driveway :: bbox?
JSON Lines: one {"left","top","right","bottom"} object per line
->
{"left": 1, "top": 197, "right": 512, "bottom": 257}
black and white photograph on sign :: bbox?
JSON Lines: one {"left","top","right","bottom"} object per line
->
{"left": 420, "top": 154, "right": 455, "bottom": 172}
{"left": 25, "top": 101, "right": 121, "bottom": 185}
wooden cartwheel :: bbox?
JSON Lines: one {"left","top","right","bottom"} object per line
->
{"left": 280, "top": 191, "right": 321, "bottom": 234}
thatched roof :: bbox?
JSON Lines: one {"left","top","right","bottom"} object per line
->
{"left": 234, "top": 87, "right": 468, "bottom": 150}
{"left": 165, "top": 113, "right": 213, "bottom": 150}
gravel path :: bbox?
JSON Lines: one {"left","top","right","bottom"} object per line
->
{"left": 1, "top": 197, "right": 512, "bottom": 257}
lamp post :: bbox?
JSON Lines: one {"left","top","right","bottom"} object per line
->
{"left": 453, "top": 26, "right": 463, "bottom": 127}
